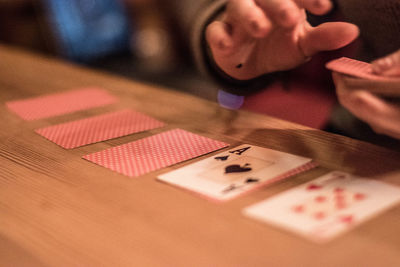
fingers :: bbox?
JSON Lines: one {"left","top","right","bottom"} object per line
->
{"left": 293, "top": 0, "right": 333, "bottom": 15}
{"left": 207, "top": 0, "right": 279, "bottom": 57}
{"left": 372, "top": 50, "right": 400, "bottom": 77}
{"left": 253, "top": 0, "right": 333, "bottom": 28}
{"left": 254, "top": 0, "right": 333, "bottom": 28}
{"left": 223, "top": 0, "right": 335, "bottom": 40}
{"left": 253, "top": 0, "right": 302, "bottom": 28}
{"left": 218, "top": 0, "right": 337, "bottom": 53}
{"left": 206, "top": 0, "right": 339, "bottom": 79}
{"left": 226, "top": 0, "right": 273, "bottom": 38}
{"left": 207, "top": 0, "right": 307, "bottom": 71}
{"left": 206, "top": 21, "right": 235, "bottom": 56}
{"left": 206, "top": 20, "right": 259, "bottom": 80}
{"left": 342, "top": 91, "right": 400, "bottom": 139}
{"left": 300, "top": 22, "right": 359, "bottom": 56}
{"left": 333, "top": 72, "right": 400, "bottom": 139}
{"left": 225, "top": 0, "right": 309, "bottom": 38}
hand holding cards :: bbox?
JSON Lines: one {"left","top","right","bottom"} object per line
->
{"left": 326, "top": 57, "right": 400, "bottom": 97}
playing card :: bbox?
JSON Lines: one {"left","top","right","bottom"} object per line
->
{"left": 244, "top": 171, "right": 400, "bottom": 243}
{"left": 6, "top": 87, "right": 117, "bottom": 120}
{"left": 326, "top": 57, "right": 400, "bottom": 82}
{"left": 157, "top": 144, "right": 315, "bottom": 202}
{"left": 83, "top": 129, "right": 229, "bottom": 177}
{"left": 35, "top": 109, "right": 165, "bottom": 149}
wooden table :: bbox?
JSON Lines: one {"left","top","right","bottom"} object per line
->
{"left": 1, "top": 44, "right": 400, "bottom": 267}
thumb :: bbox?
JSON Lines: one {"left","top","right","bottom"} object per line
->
{"left": 300, "top": 22, "right": 359, "bottom": 57}
{"left": 371, "top": 50, "right": 400, "bottom": 77}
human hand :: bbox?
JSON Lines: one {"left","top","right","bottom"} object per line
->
{"left": 333, "top": 50, "right": 400, "bottom": 139}
{"left": 206, "top": 0, "right": 359, "bottom": 80}
{"left": 372, "top": 50, "right": 400, "bottom": 77}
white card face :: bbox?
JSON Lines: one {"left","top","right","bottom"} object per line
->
{"left": 243, "top": 171, "right": 400, "bottom": 243}
{"left": 157, "top": 144, "right": 314, "bottom": 201}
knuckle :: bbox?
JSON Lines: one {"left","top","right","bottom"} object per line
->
{"left": 371, "top": 125, "right": 386, "bottom": 135}
{"left": 242, "top": 9, "right": 258, "bottom": 22}
{"left": 392, "top": 51, "right": 400, "bottom": 65}
{"left": 338, "top": 97, "right": 349, "bottom": 108}
{"left": 276, "top": 2, "right": 292, "bottom": 14}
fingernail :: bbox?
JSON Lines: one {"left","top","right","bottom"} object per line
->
{"left": 372, "top": 58, "right": 392, "bottom": 73}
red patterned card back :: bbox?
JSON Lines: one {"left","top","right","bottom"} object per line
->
{"left": 6, "top": 87, "right": 117, "bottom": 120}
{"left": 83, "top": 129, "right": 229, "bottom": 177}
{"left": 36, "top": 109, "right": 165, "bottom": 149}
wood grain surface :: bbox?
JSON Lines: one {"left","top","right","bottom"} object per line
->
{"left": 1, "top": 44, "right": 400, "bottom": 267}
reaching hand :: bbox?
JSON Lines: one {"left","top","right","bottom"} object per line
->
{"left": 333, "top": 50, "right": 400, "bottom": 140}
{"left": 206, "top": 0, "right": 359, "bottom": 80}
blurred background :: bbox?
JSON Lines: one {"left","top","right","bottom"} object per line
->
{"left": 0, "top": 0, "right": 219, "bottom": 100}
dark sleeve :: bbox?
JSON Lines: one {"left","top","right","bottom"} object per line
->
{"left": 190, "top": 0, "right": 281, "bottom": 96}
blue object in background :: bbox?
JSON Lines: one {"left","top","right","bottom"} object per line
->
{"left": 43, "top": 0, "right": 132, "bottom": 62}
{"left": 217, "top": 90, "right": 244, "bottom": 110}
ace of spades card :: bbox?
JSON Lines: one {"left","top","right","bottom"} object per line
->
{"left": 244, "top": 171, "right": 400, "bottom": 243}
{"left": 157, "top": 144, "right": 314, "bottom": 202}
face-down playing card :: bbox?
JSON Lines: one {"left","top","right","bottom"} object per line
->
{"left": 157, "top": 144, "right": 315, "bottom": 202}
{"left": 6, "top": 87, "right": 117, "bottom": 121}
{"left": 326, "top": 57, "right": 400, "bottom": 82}
{"left": 35, "top": 109, "right": 165, "bottom": 149}
{"left": 244, "top": 171, "right": 400, "bottom": 243}
{"left": 83, "top": 129, "right": 229, "bottom": 177}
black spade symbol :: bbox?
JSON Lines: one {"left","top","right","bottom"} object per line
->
{"left": 245, "top": 178, "right": 259, "bottom": 183}
{"left": 221, "top": 184, "right": 237, "bottom": 194}
{"left": 215, "top": 156, "right": 229, "bottom": 161}
{"left": 225, "top": 163, "right": 252, "bottom": 174}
